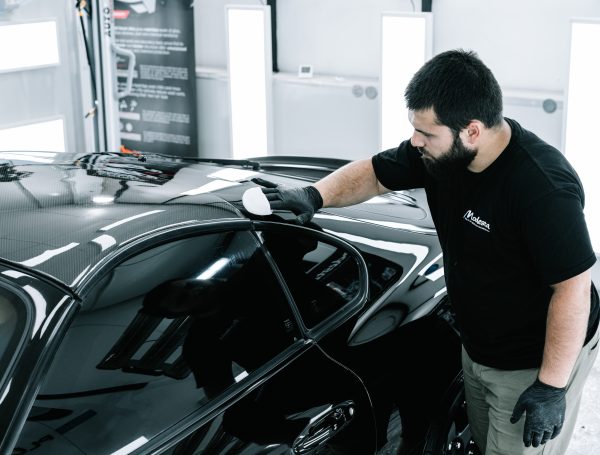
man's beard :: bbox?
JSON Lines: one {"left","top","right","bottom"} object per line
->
{"left": 420, "top": 134, "right": 477, "bottom": 180}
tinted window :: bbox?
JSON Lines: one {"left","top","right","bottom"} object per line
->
{"left": 362, "top": 251, "right": 403, "bottom": 302}
{"left": 259, "top": 229, "right": 362, "bottom": 328}
{"left": 15, "top": 230, "right": 299, "bottom": 455}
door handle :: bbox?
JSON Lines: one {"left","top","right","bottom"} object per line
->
{"left": 291, "top": 400, "right": 355, "bottom": 454}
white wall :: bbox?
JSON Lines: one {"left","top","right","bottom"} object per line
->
{"left": 432, "top": 0, "right": 600, "bottom": 92}
{"left": 194, "top": 0, "right": 600, "bottom": 159}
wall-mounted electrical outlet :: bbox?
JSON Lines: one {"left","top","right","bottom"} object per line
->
{"left": 298, "top": 64, "right": 313, "bottom": 78}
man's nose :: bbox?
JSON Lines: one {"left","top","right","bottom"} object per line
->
{"left": 410, "top": 132, "right": 425, "bottom": 148}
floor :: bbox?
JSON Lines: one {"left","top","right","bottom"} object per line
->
{"left": 567, "top": 256, "right": 600, "bottom": 454}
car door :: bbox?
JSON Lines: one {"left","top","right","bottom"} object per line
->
{"left": 150, "top": 224, "right": 377, "bottom": 455}
{"left": 12, "top": 224, "right": 376, "bottom": 454}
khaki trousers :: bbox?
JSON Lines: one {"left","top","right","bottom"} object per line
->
{"left": 461, "top": 328, "right": 599, "bottom": 455}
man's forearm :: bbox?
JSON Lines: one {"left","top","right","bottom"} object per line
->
{"left": 314, "top": 158, "right": 388, "bottom": 208}
{"left": 538, "top": 270, "right": 591, "bottom": 387}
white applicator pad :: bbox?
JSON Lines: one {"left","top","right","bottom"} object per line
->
{"left": 242, "top": 187, "right": 273, "bottom": 215}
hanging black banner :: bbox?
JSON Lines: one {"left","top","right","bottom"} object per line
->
{"left": 114, "top": 0, "right": 197, "bottom": 157}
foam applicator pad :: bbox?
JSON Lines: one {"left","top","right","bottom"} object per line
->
{"left": 242, "top": 187, "right": 273, "bottom": 215}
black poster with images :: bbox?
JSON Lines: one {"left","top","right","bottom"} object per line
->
{"left": 114, "top": 0, "right": 197, "bottom": 157}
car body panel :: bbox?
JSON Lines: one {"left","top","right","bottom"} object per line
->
{"left": 5, "top": 219, "right": 379, "bottom": 455}
{"left": 135, "top": 342, "right": 376, "bottom": 455}
{"left": 0, "top": 153, "right": 460, "bottom": 455}
{"left": 0, "top": 154, "right": 443, "bottom": 299}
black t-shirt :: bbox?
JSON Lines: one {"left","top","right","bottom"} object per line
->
{"left": 372, "top": 118, "right": 599, "bottom": 369}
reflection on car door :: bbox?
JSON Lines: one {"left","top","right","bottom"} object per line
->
{"left": 160, "top": 225, "right": 376, "bottom": 455}
{"left": 14, "top": 226, "right": 376, "bottom": 454}
{"left": 165, "top": 343, "right": 375, "bottom": 454}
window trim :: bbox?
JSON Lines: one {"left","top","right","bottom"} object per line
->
{"left": 70, "top": 222, "right": 311, "bottom": 454}
{"left": 253, "top": 221, "right": 370, "bottom": 341}
{"left": 0, "top": 288, "right": 78, "bottom": 455}
{"left": 77, "top": 219, "right": 252, "bottom": 301}
{"left": 0, "top": 277, "right": 35, "bottom": 395}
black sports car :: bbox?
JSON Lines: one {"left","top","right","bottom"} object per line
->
{"left": 0, "top": 152, "right": 469, "bottom": 455}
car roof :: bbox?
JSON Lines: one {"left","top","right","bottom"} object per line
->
{"left": 0, "top": 152, "right": 436, "bottom": 292}
{"left": 0, "top": 153, "right": 255, "bottom": 289}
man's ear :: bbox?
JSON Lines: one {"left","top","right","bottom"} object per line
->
{"left": 461, "top": 120, "right": 483, "bottom": 147}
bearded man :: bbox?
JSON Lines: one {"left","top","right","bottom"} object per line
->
{"left": 256, "top": 49, "right": 599, "bottom": 455}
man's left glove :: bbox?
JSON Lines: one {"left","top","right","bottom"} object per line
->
{"left": 510, "top": 378, "right": 566, "bottom": 447}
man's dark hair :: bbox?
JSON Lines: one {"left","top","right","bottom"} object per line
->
{"left": 405, "top": 49, "right": 503, "bottom": 133}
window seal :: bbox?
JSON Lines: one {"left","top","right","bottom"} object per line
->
{"left": 251, "top": 221, "right": 370, "bottom": 341}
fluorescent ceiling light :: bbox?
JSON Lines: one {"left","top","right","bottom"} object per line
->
{"left": 0, "top": 21, "right": 59, "bottom": 73}
{"left": 0, "top": 152, "right": 56, "bottom": 163}
{"left": 380, "top": 13, "right": 432, "bottom": 151}
{"left": 18, "top": 243, "right": 79, "bottom": 267}
{"left": 207, "top": 168, "right": 258, "bottom": 182}
{"left": 0, "top": 379, "right": 12, "bottom": 405}
{"left": 180, "top": 179, "right": 240, "bottom": 196}
{"left": 109, "top": 437, "right": 148, "bottom": 455}
{"left": 92, "top": 196, "right": 116, "bottom": 204}
{"left": 226, "top": 6, "right": 273, "bottom": 159}
{"left": 23, "top": 285, "right": 47, "bottom": 337}
{"left": 563, "top": 19, "right": 600, "bottom": 252}
{"left": 197, "top": 258, "right": 229, "bottom": 280}
{"left": 99, "top": 210, "right": 164, "bottom": 231}
{"left": 234, "top": 370, "right": 249, "bottom": 382}
{"left": 92, "top": 234, "right": 117, "bottom": 251}
{"left": 0, "top": 119, "right": 65, "bottom": 153}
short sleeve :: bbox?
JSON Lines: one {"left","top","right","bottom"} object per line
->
{"left": 522, "top": 189, "right": 596, "bottom": 285}
{"left": 372, "top": 140, "right": 427, "bottom": 191}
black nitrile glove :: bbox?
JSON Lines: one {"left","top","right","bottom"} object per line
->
{"left": 261, "top": 185, "right": 323, "bottom": 224}
{"left": 510, "top": 378, "right": 566, "bottom": 447}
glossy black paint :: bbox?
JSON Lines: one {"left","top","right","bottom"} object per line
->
{"left": 0, "top": 152, "right": 460, "bottom": 455}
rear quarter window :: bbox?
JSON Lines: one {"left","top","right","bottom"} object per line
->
{"left": 259, "top": 229, "right": 364, "bottom": 328}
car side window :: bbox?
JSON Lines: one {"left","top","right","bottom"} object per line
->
{"left": 14, "top": 230, "right": 299, "bottom": 455}
{"left": 259, "top": 228, "right": 362, "bottom": 328}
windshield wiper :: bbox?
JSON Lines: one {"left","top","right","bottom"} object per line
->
{"left": 85, "top": 152, "right": 262, "bottom": 170}
{"left": 121, "top": 152, "right": 262, "bottom": 170}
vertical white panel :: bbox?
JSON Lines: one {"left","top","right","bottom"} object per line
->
{"left": 380, "top": 13, "right": 432, "bottom": 151}
{"left": 0, "top": 118, "right": 65, "bottom": 154}
{"left": 226, "top": 6, "right": 272, "bottom": 159}
{"left": 0, "top": 21, "right": 60, "bottom": 72}
{"left": 564, "top": 19, "right": 600, "bottom": 252}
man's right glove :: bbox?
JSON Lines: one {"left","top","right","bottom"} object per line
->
{"left": 510, "top": 378, "right": 567, "bottom": 448}
{"left": 261, "top": 185, "right": 323, "bottom": 224}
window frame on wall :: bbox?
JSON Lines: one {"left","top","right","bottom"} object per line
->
{"left": 0, "top": 3, "right": 91, "bottom": 156}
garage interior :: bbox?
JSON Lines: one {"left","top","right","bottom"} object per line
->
{"left": 1, "top": 1, "right": 600, "bottom": 454}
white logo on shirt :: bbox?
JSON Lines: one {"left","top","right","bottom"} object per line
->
{"left": 463, "top": 210, "right": 491, "bottom": 232}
